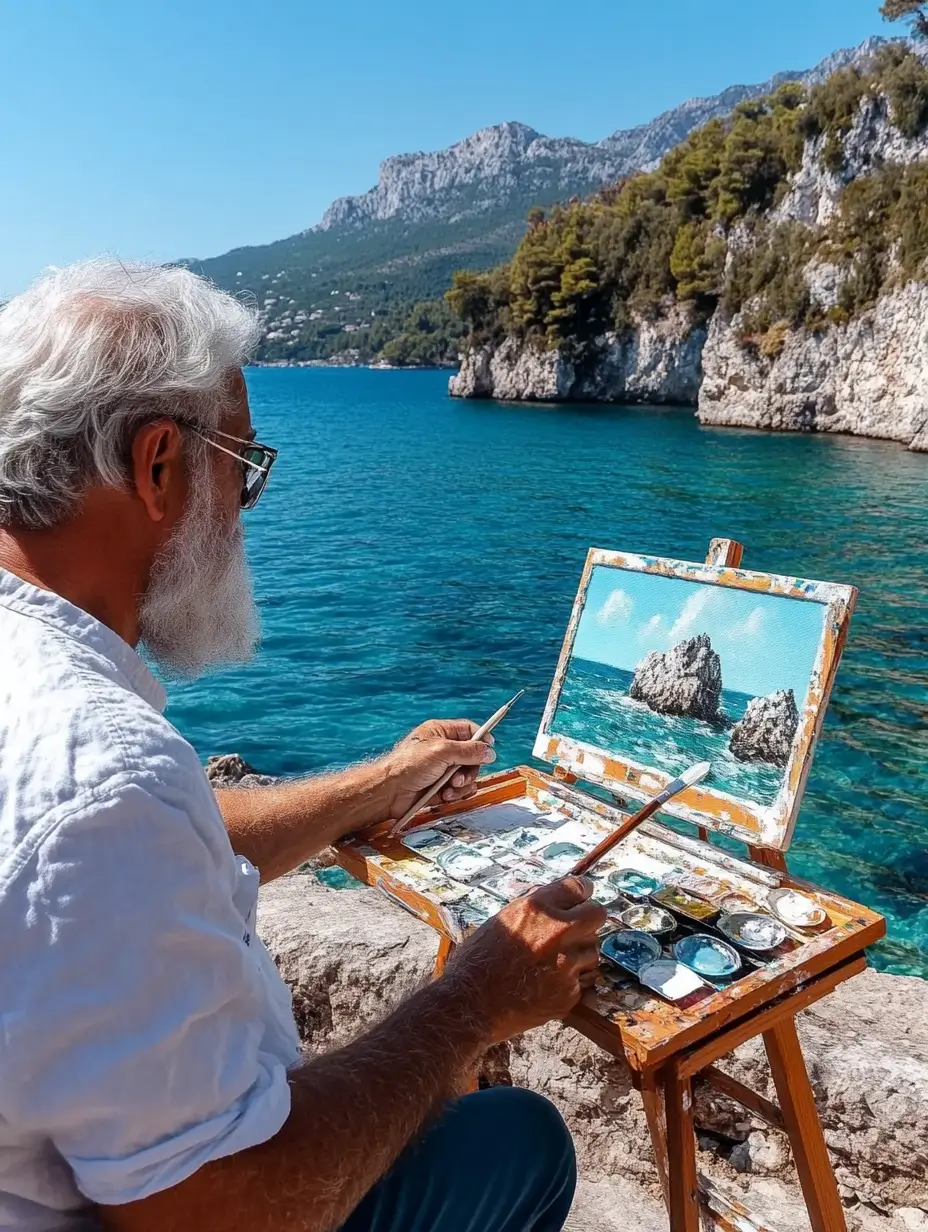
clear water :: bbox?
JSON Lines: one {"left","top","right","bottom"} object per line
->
{"left": 554, "top": 659, "right": 785, "bottom": 806}
{"left": 165, "top": 368, "right": 928, "bottom": 977}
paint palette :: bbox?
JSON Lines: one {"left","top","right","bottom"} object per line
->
{"left": 481, "top": 866, "right": 546, "bottom": 902}
{"left": 601, "top": 930, "right": 662, "bottom": 974}
{"left": 674, "top": 933, "right": 742, "bottom": 978}
{"left": 638, "top": 959, "right": 709, "bottom": 1002}
{"left": 619, "top": 904, "right": 676, "bottom": 939}
{"left": 652, "top": 885, "right": 720, "bottom": 924}
{"left": 534, "top": 840, "right": 587, "bottom": 875}
{"left": 609, "top": 869, "right": 662, "bottom": 899}
{"left": 435, "top": 845, "right": 497, "bottom": 883}
{"left": 767, "top": 887, "right": 827, "bottom": 928}
{"left": 718, "top": 912, "right": 788, "bottom": 952}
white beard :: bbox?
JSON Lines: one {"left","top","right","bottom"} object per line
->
{"left": 139, "top": 467, "right": 260, "bottom": 678}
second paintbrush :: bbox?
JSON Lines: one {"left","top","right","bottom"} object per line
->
{"left": 570, "top": 761, "right": 712, "bottom": 878}
{"left": 390, "top": 689, "right": 525, "bottom": 836}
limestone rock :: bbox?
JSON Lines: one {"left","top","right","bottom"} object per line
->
{"left": 729, "top": 689, "right": 800, "bottom": 767}
{"left": 698, "top": 281, "right": 928, "bottom": 450}
{"left": 205, "top": 753, "right": 276, "bottom": 788}
{"left": 629, "top": 633, "right": 723, "bottom": 723}
{"left": 257, "top": 875, "right": 928, "bottom": 1221}
{"left": 449, "top": 311, "right": 706, "bottom": 405}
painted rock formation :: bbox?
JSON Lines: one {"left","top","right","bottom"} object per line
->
{"left": 729, "top": 689, "right": 800, "bottom": 767}
{"left": 629, "top": 633, "right": 723, "bottom": 723}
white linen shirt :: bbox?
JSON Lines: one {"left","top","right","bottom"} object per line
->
{"left": 0, "top": 569, "right": 302, "bottom": 1230}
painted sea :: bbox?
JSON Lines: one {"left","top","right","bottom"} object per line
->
{"left": 164, "top": 368, "right": 928, "bottom": 977}
{"left": 553, "top": 659, "right": 784, "bottom": 807}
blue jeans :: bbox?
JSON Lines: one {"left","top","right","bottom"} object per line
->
{"left": 340, "top": 1087, "right": 577, "bottom": 1231}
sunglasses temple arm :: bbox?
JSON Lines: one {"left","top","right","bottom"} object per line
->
{"left": 191, "top": 431, "right": 270, "bottom": 475}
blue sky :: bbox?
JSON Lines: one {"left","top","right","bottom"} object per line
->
{"left": 0, "top": 0, "right": 894, "bottom": 297}
{"left": 572, "top": 566, "right": 827, "bottom": 700}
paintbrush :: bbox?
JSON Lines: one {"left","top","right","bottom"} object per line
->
{"left": 570, "top": 761, "right": 712, "bottom": 878}
{"left": 390, "top": 690, "right": 525, "bottom": 836}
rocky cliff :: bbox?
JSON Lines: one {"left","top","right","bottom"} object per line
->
{"left": 449, "top": 310, "right": 705, "bottom": 404}
{"left": 698, "top": 278, "right": 928, "bottom": 448}
{"left": 449, "top": 47, "right": 928, "bottom": 452}
{"left": 629, "top": 633, "right": 724, "bottom": 723}
{"left": 730, "top": 690, "right": 800, "bottom": 767}
{"left": 452, "top": 287, "right": 928, "bottom": 451}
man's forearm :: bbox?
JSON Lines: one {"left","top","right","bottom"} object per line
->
{"left": 99, "top": 974, "right": 489, "bottom": 1232}
{"left": 214, "top": 758, "right": 395, "bottom": 882}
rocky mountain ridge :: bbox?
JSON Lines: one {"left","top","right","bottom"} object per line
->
{"left": 317, "top": 37, "right": 889, "bottom": 233}
{"left": 190, "top": 37, "right": 901, "bottom": 367}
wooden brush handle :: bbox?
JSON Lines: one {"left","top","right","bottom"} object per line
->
{"left": 570, "top": 796, "right": 664, "bottom": 878}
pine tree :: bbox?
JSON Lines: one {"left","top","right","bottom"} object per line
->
{"left": 881, "top": 0, "right": 928, "bottom": 40}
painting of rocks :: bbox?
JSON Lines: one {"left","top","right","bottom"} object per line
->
{"left": 551, "top": 565, "right": 826, "bottom": 808}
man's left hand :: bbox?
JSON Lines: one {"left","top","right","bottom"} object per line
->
{"left": 382, "top": 719, "right": 497, "bottom": 821}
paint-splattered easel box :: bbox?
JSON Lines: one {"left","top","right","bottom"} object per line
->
{"left": 336, "top": 548, "right": 884, "bottom": 1068}
{"left": 337, "top": 765, "right": 884, "bottom": 1068}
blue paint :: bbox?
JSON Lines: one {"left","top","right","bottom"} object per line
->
{"left": 609, "top": 869, "right": 663, "bottom": 898}
{"left": 601, "top": 929, "right": 662, "bottom": 973}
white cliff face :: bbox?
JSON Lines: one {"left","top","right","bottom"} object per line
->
{"left": 699, "top": 281, "right": 928, "bottom": 449}
{"left": 318, "top": 123, "right": 624, "bottom": 230}
{"left": 775, "top": 92, "right": 928, "bottom": 227}
{"left": 449, "top": 310, "right": 706, "bottom": 405}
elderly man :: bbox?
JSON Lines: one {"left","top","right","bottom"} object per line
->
{"left": 0, "top": 260, "right": 606, "bottom": 1232}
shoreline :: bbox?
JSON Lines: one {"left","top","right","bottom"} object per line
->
{"left": 248, "top": 359, "right": 457, "bottom": 372}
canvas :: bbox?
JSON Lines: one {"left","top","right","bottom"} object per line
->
{"left": 535, "top": 550, "right": 856, "bottom": 850}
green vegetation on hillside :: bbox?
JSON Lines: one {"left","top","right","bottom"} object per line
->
{"left": 446, "top": 45, "right": 928, "bottom": 361}
{"left": 191, "top": 180, "right": 614, "bottom": 366}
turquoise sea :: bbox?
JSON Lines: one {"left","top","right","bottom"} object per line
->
{"left": 166, "top": 368, "right": 928, "bottom": 977}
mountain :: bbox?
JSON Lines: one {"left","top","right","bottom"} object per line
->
{"left": 188, "top": 35, "right": 893, "bottom": 364}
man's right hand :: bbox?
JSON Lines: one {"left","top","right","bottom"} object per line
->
{"left": 444, "top": 876, "right": 608, "bottom": 1046}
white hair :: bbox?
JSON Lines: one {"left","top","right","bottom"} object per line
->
{"left": 0, "top": 258, "right": 261, "bottom": 528}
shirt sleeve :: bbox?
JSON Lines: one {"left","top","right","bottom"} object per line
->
{"left": 0, "top": 779, "right": 293, "bottom": 1206}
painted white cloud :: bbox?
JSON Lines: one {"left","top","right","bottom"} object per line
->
{"left": 726, "top": 606, "right": 766, "bottom": 643}
{"left": 668, "top": 586, "right": 715, "bottom": 642}
{"left": 637, "top": 613, "right": 665, "bottom": 644}
{"left": 597, "top": 588, "right": 634, "bottom": 625}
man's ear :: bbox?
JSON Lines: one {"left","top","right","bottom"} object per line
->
{"left": 131, "top": 420, "right": 186, "bottom": 523}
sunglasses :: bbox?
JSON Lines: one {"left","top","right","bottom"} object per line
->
{"left": 188, "top": 426, "right": 278, "bottom": 510}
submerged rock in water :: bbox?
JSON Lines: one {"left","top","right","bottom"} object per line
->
{"left": 629, "top": 633, "right": 723, "bottom": 723}
{"left": 205, "top": 753, "right": 277, "bottom": 788}
{"left": 729, "top": 689, "right": 799, "bottom": 767}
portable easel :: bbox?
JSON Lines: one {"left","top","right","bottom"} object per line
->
{"left": 336, "top": 539, "right": 886, "bottom": 1232}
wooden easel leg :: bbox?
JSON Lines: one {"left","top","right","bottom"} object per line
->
{"left": 641, "top": 1070, "right": 670, "bottom": 1211}
{"left": 432, "top": 934, "right": 454, "bottom": 978}
{"left": 663, "top": 1062, "right": 699, "bottom": 1232}
{"left": 764, "top": 1017, "right": 847, "bottom": 1232}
